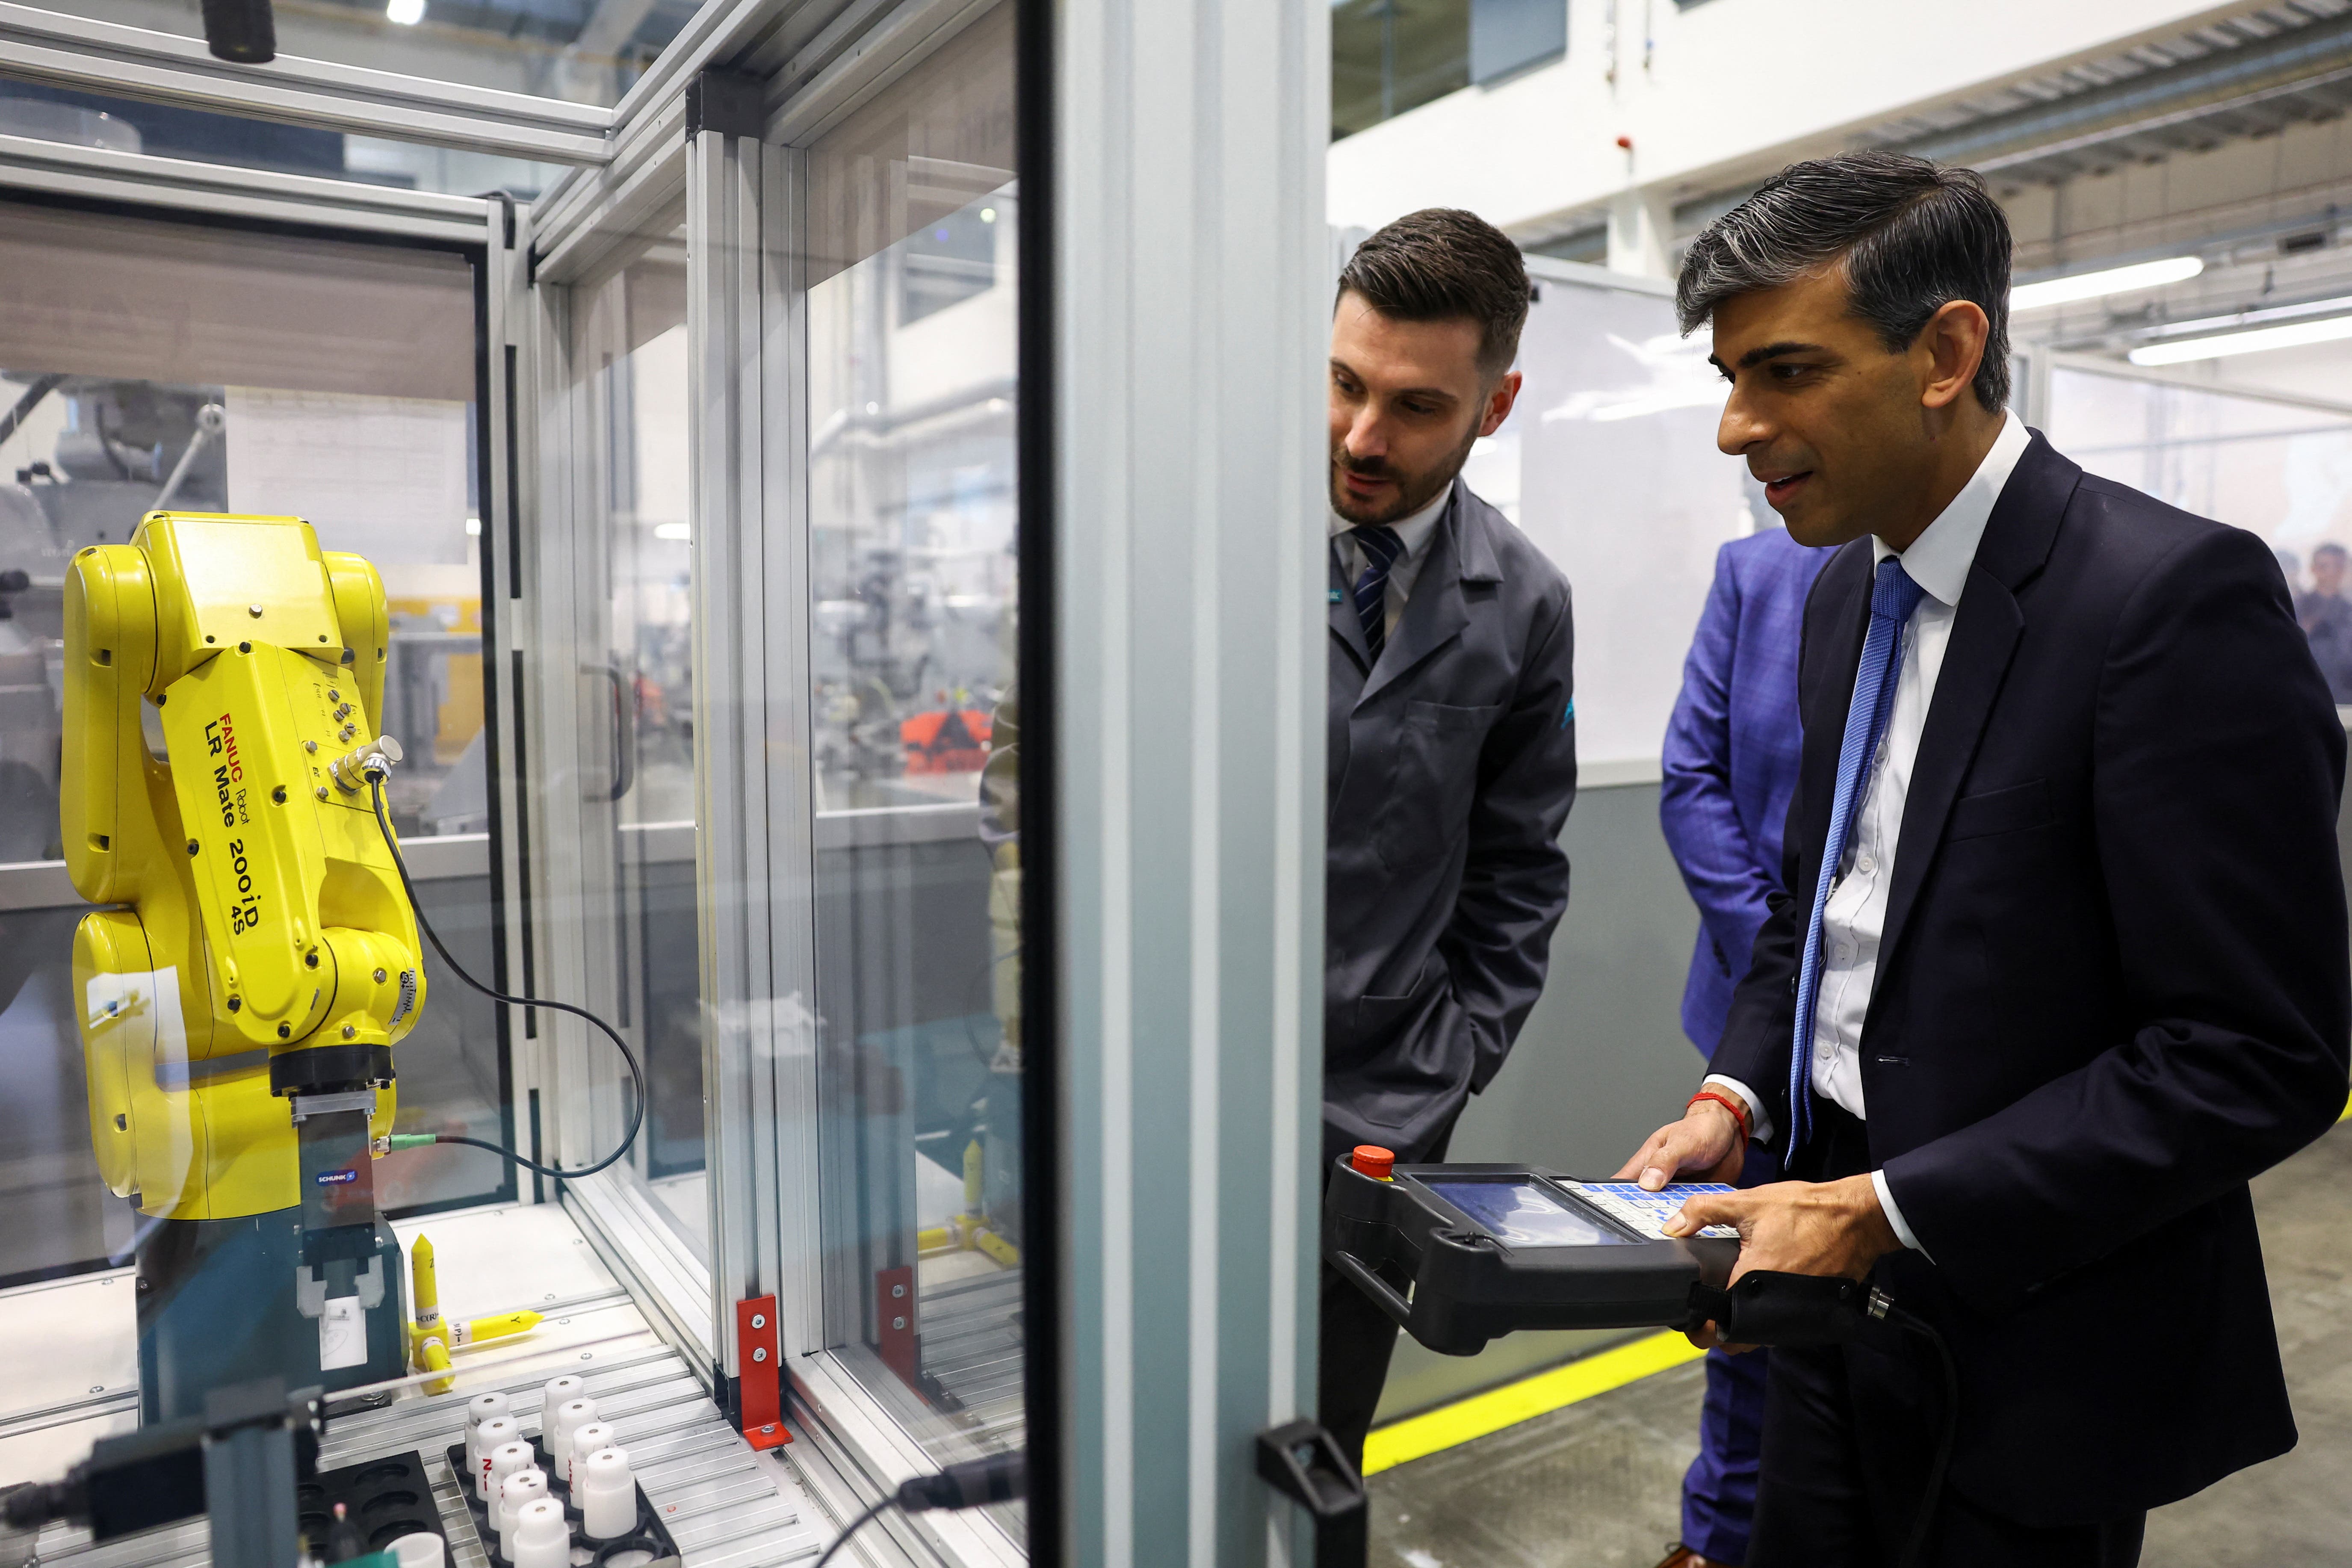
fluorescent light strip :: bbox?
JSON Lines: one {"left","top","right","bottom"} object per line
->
{"left": 2142, "top": 293, "right": 2352, "bottom": 341}
{"left": 2011, "top": 256, "right": 2204, "bottom": 312}
{"left": 2129, "top": 312, "right": 2352, "bottom": 366}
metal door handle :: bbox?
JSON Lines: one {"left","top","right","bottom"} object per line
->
{"left": 599, "top": 664, "right": 635, "bottom": 803}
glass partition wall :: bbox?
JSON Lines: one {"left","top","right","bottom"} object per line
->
{"left": 801, "top": 0, "right": 1028, "bottom": 1509}
{"left": 0, "top": 0, "right": 1333, "bottom": 1549}
{"left": 0, "top": 197, "right": 513, "bottom": 1292}
{"left": 532, "top": 197, "right": 714, "bottom": 1293}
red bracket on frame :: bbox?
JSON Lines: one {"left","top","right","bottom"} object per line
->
{"left": 877, "top": 1265, "right": 921, "bottom": 1391}
{"left": 736, "top": 1295, "right": 790, "bottom": 1450}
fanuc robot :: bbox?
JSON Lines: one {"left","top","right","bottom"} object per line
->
{"left": 65, "top": 511, "right": 423, "bottom": 1421}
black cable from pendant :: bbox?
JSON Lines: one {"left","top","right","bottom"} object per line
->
{"left": 371, "top": 774, "right": 645, "bottom": 1179}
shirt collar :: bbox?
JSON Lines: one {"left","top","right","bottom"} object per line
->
{"left": 1330, "top": 479, "right": 1453, "bottom": 563}
{"left": 1869, "top": 413, "right": 2030, "bottom": 607}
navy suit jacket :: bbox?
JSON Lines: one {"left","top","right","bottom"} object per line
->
{"left": 1712, "top": 431, "right": 2351, "bottom": 1524}
{"left": 1660, "top": 528, "right": 1828, "bottom": 1054}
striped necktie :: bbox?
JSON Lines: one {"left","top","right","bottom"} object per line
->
{"left": 1788, "top": 557, "right": 1927, "bottom": 1149}
{"left": 1351, "top": 525, "right": 1404, "bottom": 662}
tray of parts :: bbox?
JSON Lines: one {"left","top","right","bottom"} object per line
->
{"left": 445, "top": 1441, "right": 681, "bottom": 1568}
{"left": 303, "top": 1450, "right": 450, "bottom": 1559}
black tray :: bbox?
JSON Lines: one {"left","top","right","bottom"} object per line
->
{"left": 446, "top": 1439, "right": 681, "bottom": 1568}
{"left": 303, "top": 1449, "right": 450, "bottom": 1559}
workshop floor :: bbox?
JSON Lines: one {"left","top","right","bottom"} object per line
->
{"left": 1367, "top": 1119, "right": 2352, "bottom": 1568}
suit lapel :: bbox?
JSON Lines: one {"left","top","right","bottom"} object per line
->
{"left": 1876, "top": 431, "right": 2079, "bottom": 978}
{"left": 1799, "top": 544, "right": 1875, "bottom": 874}
{"left": 1330, "top": 540, "right": 1371, "bottom": 673}
{"left": 1876, "top": 570, "right": 2024, "bottom": 973}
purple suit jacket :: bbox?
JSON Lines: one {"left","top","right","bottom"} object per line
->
{"left": 1658, "top": 528, "right": 1827, "bottom": 1054}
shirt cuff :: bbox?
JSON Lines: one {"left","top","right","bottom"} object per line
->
{"left": 1699, "top": 1075, "right": 1774, "bottom": 1147}
{"left": 1871, "top": 1168, "right": 1932, "bottom": 1261}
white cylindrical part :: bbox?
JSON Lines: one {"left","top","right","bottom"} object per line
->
{"left": 499, "top": 1468, "right": 549, "bottom": 1556}
{"left": 547, "top": 1396, "right": 600, "bottom": 1472}
{"left": 565, "top": 1423, "right": 617, "bottom": 1489}
{"left": 466, "top": 1391, "right": 510, "bottom": 1444}
{"left": 390, "top": 1532, "right": 447, "bottom": 1568}
{"left": 578, "top": 1446, "right": 636, "bottom": 1540}
{"left": 471, "top": 1415, "right": 520, "bottom": 1498}
{"left": 509, "top": 1497, "right": 571, "bottom": 1568}
{"left": 540, "top": 1374, "right": 585, "bottom": 1421}
{"left": 488, "top": 1443, "right": 535, "bottom": 1524}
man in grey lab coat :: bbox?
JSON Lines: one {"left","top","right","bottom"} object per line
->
{"left": 1321, "top": 210, "right": 1579, "bottom": 1463}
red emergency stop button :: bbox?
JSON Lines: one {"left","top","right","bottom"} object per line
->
{"left": 1351, "top": 1145, "right": 1395, "bottom": 1180}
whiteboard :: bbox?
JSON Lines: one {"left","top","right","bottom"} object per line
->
{"left": 1493, "top": 266, "right": 1752, "bottom": 767}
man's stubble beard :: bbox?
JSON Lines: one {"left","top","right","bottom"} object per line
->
{"left": 1330, "top": 417, "right": 1482, "bottom": 528}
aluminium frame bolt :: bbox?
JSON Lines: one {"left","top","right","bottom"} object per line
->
{"left": 248, "top": 604, "right": 263, "bottom": 617}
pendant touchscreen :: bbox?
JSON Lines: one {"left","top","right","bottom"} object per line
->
{"left": 1421, "top": 1179, "right": 1638, "bottom": 1249}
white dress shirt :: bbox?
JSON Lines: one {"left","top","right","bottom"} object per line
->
{"left": 1330, "top": 481, "right": 1452, "bottom": 640}
{"left": 1705, "top": 413, "right": 2031, "bottom": 1255}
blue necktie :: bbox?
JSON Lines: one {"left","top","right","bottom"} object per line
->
{"left": 1351, "top": 526, "right": 1403, "bottom": 661}
{"left": 1789, "top": 557, "right": 1928, "bottom": 1149}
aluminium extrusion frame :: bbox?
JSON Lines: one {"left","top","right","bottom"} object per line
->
{"left": 0, "top": 0, "right": 1344, "bottom": 1558}
{"left": 0, "top": 1, "right": 612, "bottom": 164}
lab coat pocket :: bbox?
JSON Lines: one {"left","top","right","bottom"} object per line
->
{"left": 1378, "top": 700, "right": 1501, "bottom": 869}
{"left": 1345, "top": 951, "right": 1445, "bottom": 1048}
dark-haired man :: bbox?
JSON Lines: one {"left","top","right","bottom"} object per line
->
{"left": 1618, "top": 151, "right": 2349, "bottom": 1565}
{"left": 1321, "top": 208, "right": 1578, "bottom": 1465}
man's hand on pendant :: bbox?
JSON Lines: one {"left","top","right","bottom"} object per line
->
{"left": 1613, "top": 1098, "right": 1746, "bottom": 1190}
{"left": 1661, "top": 1175, "right": 1904, "bottom": 1351}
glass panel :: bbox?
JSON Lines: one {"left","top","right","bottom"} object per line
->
{"left": 554, "top": 201, "right": 708, "bottom": 1255}
{"left": 0, "top": 81, "right": 566, "bottom": 197}
{"left": 1332, "top": 0, "right": 1470, "bottom": 141}
{"left": 12, "top": 0, "right": 700, "bottom": 109}
{"left": 0, "top": 204, "right": 508, "bottom": 1299}
{"left": 1504, "top": 271, "right": 1746, "bottom": 765}
{"left": 0, "top": 905, "right": 139, "bottom": 1287}
{"left": 2045, "top": 365, "right": 2352, "bottom": 699}
{"left": 801, "top": 0, "right": 1026, "bottom": 1524}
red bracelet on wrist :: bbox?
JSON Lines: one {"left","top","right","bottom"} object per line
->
{"left": 1687, "top": 1089, "right": 1753, "bottom": 1145}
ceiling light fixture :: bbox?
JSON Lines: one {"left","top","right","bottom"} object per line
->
{"left": 2140, "top": 293, "right": 2352, "bottom": 341}
{"left": 386, "top": 0, "right": 425, "bottom": 25}
{"left": 2010, "top": 256, "right": 2204, "bottom": 312}
{"left": 2127, "top": 312, "right": 2352, "bottom": 366}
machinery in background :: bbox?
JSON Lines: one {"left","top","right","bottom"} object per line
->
{"left": 1, "top": 375, "right": 229, "bottom": 861}
{"left": 66, "top": 511, "right": 425, "bottom": 1420}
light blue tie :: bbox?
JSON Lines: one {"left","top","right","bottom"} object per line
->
{"left": 1789, "top": 557, "right": 1928, "bottom": 1149}
{"left": 1351, "top": 525, "right": 1404, "bottom": 662}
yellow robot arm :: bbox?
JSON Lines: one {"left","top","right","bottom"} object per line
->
{"left": 63, "top": 513, "right": 426, "bottom": 1222}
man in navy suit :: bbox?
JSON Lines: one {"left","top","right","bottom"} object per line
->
{"left": 1619, "top": 152, "right": 2349, "bottom": 1566}
{"left": 1655, "top": 521, "right": 1825, "bottom": 1568}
